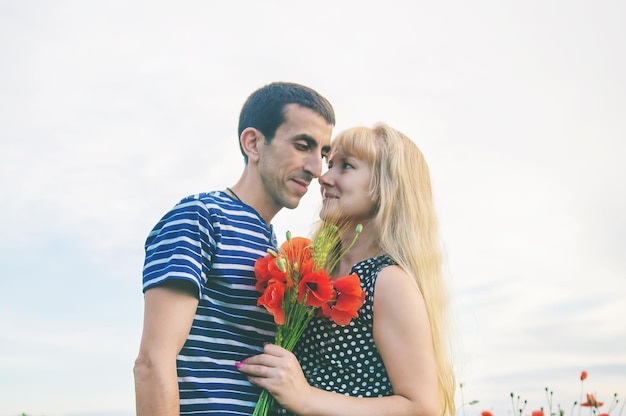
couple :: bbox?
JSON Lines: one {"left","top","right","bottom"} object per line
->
{"left": 134, "top": 82, "right": 456, "bottom": 416}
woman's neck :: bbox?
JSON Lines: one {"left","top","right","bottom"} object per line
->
{"left": 333, "top": 222, "right": 381, "bottom": 277}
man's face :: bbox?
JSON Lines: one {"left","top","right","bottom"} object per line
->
{"left": 258, "top": 103, "right": 333, "bottom": 212}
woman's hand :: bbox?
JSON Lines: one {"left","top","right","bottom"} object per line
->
{"left": 237, "top": 343, "right": 312, "bottom": 413}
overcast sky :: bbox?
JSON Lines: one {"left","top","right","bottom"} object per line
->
{"left": 1, "top": 1, "right": 625, "bottom": 415}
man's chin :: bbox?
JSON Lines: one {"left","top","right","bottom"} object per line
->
{"left": 283, "top": 196, "right": 302, "bottom": 210}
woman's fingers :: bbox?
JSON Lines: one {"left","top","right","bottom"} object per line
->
{"left": 262, "top": 343, "right": 289, "bottom": 356}
{"left": 236, "top": 347, "right": 301, "bottom": 387}
{"left": 236, "top": 360, "right": 268, "bottom": 378}
{"left": 237, "top": 344, "right": 292, "bottom": 371}
{"left": 235, "top": 345, "right": 311, "bottom": 413}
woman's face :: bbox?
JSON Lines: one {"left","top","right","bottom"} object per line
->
{"left": 319, "top": 150, "right": 377, "bottom": 223}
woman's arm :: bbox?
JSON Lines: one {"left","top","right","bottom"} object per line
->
{"left": 238, "top": 265, "right": 440, "bottom": 416}
{"left": 372, "top": 265, "right": 440, "bottom": 416}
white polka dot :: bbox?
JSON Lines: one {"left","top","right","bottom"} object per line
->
{"left": 281, "top": 255, "right": 396, "bottom": 415}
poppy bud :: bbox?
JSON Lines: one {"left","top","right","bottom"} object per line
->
{"left": 276, "top": 257, "right": 287, "bottom": 273}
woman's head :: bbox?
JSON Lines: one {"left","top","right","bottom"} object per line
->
{"left": 318, "top": 126, "right": 378, "bottom": 225}
{"left": 319, "top": 122, "right": 456, "bottom": 416}
{"left": 321, "top": 123, "right": 435, "bottom": 252}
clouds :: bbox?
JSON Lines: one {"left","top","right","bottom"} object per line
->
{"left": 1, "top": 1, "right": 625, "bottom": 415}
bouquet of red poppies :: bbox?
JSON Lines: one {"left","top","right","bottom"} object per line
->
{"left": 252, "top": 224, "right": 366, "bottom": 416}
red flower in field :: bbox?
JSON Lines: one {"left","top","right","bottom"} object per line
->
{"left": 531, "top": 410, "right": 544, "bottom": 416}
{"left": 280, "top": 237, "right": 312, "bottom": 266}
{"left": 297, "top": 268, "right": 334, "bottom": 307}
{"left": 298, "top": 258, "right": 315, "bottom": 276}
{"left": 580, "top": 370, "right": 588, "bottom": 381}
{"left": 320, "top": 273, "right": 366, "bottom": 326}
{"left": 254, "top": 255, "right": 286, "bottom": 292}
{"left": 481, "top": 411, "right": 493, "bottom": 416}
{"left": 252, "top": 225, "right": 363, "bottom": 416}
{"left": 257, "top": 280, "right": 286, "bottom": 324}
{"left": 581, "top": 393, "right": 603, "bottom": 408}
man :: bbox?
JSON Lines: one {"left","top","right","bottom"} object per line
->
{"left": 134, "top": 82, "right": 335, "bottom": 415}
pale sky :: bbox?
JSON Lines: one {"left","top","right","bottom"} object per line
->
{"left": 1, "top": 1, "right": 625, "bottom": 415}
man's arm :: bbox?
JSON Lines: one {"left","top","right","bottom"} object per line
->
{"left": 134, "top": 283, "right": 199, "bottom": 416}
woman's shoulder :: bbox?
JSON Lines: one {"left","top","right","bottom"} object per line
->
{"left": 374, "top": 261, "right": 421, "bottom": 305}
{"left": 352, "top": 254, "right": 396, "bottom": 271}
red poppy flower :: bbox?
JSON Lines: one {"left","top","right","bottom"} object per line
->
{"left": 298, "top": 258, "right": 315, "bottom": 277}
{"left": 254, "top": 255, "right": 287, "bottom": 292}
{"left": 481, "top": 411, "right": 493, "bottom": 416}
{"left": 320, "top": 273, "right": 365, "bottom": 326}
{"left": 581, "top": 393, "right": 603, "bottom": 408}
{"left": 297, "top": 269, "right": 334, "bottom": 307}
{"left": 257, "top": 280, "right": 286, "bottom": 324}
{"left": 280, "top": 237, "right": 312, "bottom": 266}
{"left": 251, "top": 226, "right": 365, "bottom": 416}
{"left": 580, "top": 370, "right": 588, "bottom": 381}
{"left": 532, "top": 410, "right": 544, "bottom": 416}
{"left": 332, "top": 273, "right": 365, "bottom": 311}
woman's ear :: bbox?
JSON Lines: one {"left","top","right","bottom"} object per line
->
{"left": 240, "top": 127, "right": 264, "bottom": 163}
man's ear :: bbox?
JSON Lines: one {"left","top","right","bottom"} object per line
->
{"left": 240, "top": 127, "right": 264, "bottom": 163}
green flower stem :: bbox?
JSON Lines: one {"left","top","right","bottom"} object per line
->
{"left": 328, "top": 224, "right": 362, "bottom": 273}
{"left": 253, "top": 391, "right": 272, "bottom": 416}
{"left": 252, "top": 300, "right": 317, "bottom": 416}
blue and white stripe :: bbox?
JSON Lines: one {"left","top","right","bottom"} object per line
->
{"left": 143, "top": 191, "right": 277, "bottom": 415}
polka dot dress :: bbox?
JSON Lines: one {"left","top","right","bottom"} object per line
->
{"left": 270, "top": 255, "right": 397, "bottom": 415}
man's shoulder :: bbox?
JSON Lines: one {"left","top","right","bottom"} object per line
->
{"left": 157, "top": 191, "right": 231, "bottom": 224}
{"left": 169, "top": 190, "right": 266, "bottom": 232}
{"left": 178, "top": 190, "right": 224, "bottom": 205}
{"left": 173, "top": 190, "right": 235, "bottom": 213}
{"left": 173, "top": 191, "right": 257, "bottom": 223}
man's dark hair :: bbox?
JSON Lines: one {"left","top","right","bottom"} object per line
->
{"left": 237, "top": 82, "right": 336, "bottom": 162}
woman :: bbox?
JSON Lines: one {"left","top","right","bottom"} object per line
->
{"left": 238, "top": 123, "right": 456, "bottom": 416}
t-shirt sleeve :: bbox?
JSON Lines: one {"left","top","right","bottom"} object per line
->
{"left": 141, "top": 196, "right": 215, "bottom": 297}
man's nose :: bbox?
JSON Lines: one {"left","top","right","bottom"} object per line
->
{"left": 305, "top": 152, "right": 324, "bottom": 178}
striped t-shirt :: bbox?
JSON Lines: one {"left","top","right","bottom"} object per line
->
{"left": 142, "top": 190, "right": 277, "bottom": 415}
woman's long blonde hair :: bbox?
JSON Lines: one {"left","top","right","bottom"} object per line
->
{"left": 328, "top": 123, "right": 456, "bottom": 416}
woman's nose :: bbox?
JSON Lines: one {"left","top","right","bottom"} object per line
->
{"left": 319, "top": 170, "right": 332, "bottom": 186}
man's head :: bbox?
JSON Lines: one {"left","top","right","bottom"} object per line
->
{"left": 236, "top": 82, "right": 335, "bottom": 222}
{"left": 238, "top": 82, "right": 335, "bottom": 163}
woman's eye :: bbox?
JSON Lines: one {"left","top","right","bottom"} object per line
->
{"left": 343, "top": 162, "right": 354, "bottom": 169}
